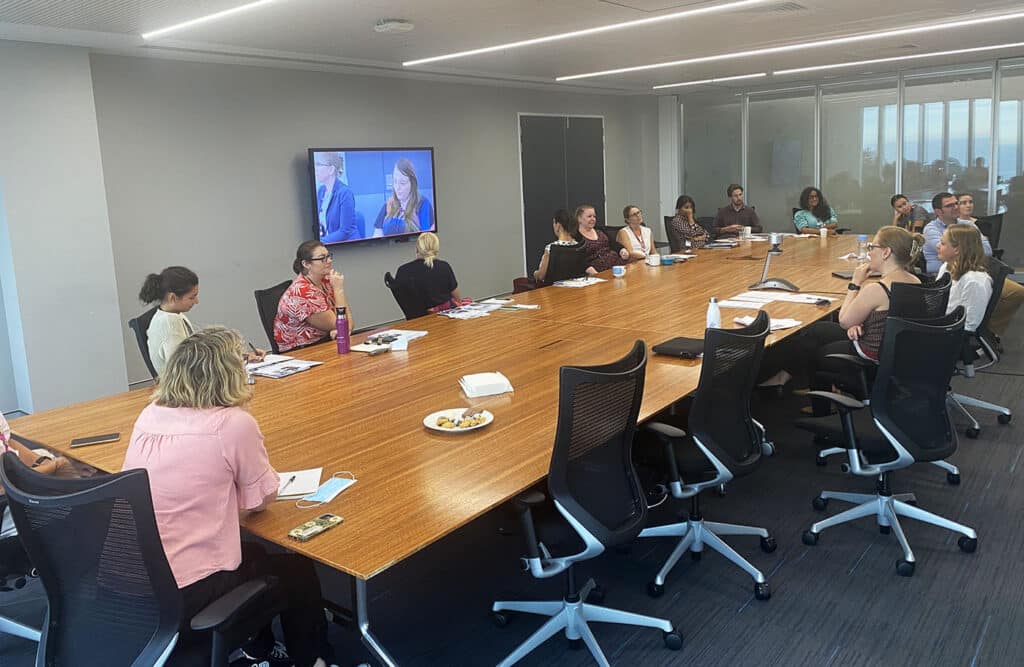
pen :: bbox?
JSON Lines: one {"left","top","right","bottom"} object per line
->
{"left": 280, "top": 475, "right": 297, "bottom": 493}
{"left": 247, "top": 340, "right": 259, "bottom": 354}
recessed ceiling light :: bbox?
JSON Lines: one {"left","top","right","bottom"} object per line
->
{"left": 556, "top": 10, "right": 1024, "bottom": 81}
{"left": 402, "top": 0, "right": 772, "bottom": 67}
{"left": 772, "top": 41, "right": 1024, "bottom": 75}
{"left": 375, "top": 19, "right": 415, "bottom": 34}
{"left": 141, "top": 0, "right": 281, "bottom": 40}
{"left": 653, "top": 72, "right": 767, "bottom": 90}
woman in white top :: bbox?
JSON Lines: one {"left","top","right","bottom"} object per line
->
{"left": 936, "top": 224, "right": 993, "bottom": 332}
{"left": 139, "top": 266, "right": 200, "bottom": 375}
{"left": 616, "top": 204, "right": 655, "bottom": 260}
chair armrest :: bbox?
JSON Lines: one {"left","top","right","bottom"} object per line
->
{"left": 644, "top": 422, "right": 687, "bottom": 439}
{"left": 807, "top": 390, "right": 865, "bottom": 411}
{"left": 824, "top": 353, "right": 875, "bottom": 368}
{"left": 512, "top": 489, "right": 545, "bottom": 509}
{"left": 190, "top": 576, "right": 276, "bottom": 632}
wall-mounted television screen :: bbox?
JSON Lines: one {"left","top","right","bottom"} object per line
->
{"left": 308, "top": 147, "right": 437, "bottom": 245}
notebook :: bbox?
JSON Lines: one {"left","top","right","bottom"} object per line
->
{"left": 652, "top": 337, "right": 704, "bottom": 359}
{"left": 277, "top": 467, "right": 323, "bottom": 500}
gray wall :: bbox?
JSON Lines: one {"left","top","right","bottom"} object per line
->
{"left": 0, "top": 42, "right": 127, "bottom": 413}
{"left": 88, "top": 55, "right": 660, "bottom": 385}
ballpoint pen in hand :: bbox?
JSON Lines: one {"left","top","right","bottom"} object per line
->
{"left": 279, "top": 474, "right": 297, "bottom": 494}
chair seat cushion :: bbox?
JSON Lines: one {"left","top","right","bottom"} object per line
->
{"left": 794, "top": 410, "right": 898, "bottom": 465}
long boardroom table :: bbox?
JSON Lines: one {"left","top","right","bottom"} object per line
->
{"left": 10, "top": 234, "right": 860, "bottom": 665}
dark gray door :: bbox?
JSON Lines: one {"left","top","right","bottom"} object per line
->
{"left": 519, "top": 116, "right": 605, "bottom": 275}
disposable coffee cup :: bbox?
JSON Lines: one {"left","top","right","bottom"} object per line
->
{"left": 646, "top": 254, "right": 660, "bottom": 267}
{"left": 819, "top": 227, "right": 828, "bottom": 239}
{"left": 742, "top": 226, "right": 752, "bottom": 238}
{"left": 612, "top": 265, "right": 626, "bottom": 277}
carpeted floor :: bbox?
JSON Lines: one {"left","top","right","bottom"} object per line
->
{"left": 3, "top": 317, "right": 1023, "bottom": 666}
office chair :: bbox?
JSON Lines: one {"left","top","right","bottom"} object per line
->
{"left": 0, "top": 494, "right": 41, "bottom": 643}
{"left": 254, "top": 279, "right": 292, "bottom": 354}
{"left": 975, "top": 214, "right": 1004, "bottom": 259}
{"left": 638, "top": 311, "right": 776, "bottom": 600}
{"left": 796, "top": 309, "right": 978, "bottom": 576}
{"left": 542, "top": 243, "right": 588, "bottom": 284}
{"left": 127, "top": 306, "right": 160, "bottom": 380}
{"left": 695, "top": 216, "right": 716, "bottom": 239}
{"left": 663, "top": 216, "right": 684, "bottom": 253}
{"left": 491, "top": 341, "right": 682, "bottom": 666}
{"left": 0, "top": 452, "right": 284, "bottom": 667}
{"left": 383, "top": 271, "right": 432, "bottom": 320}
{"left": 947, "top": 257, "right": 1014, "bottom": 437}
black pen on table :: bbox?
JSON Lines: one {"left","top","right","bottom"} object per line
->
{"left": 280, "top": 474, "right": 297, "bottom": 494}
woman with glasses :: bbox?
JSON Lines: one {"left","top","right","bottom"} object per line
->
{"left": 273, "top": 241, "right": 353, "bottom": 353}
{"left": 793, "top": 186, "right": 838, "bottom": 235}
{"left": 123, "top": 327, "right": 337, "bottom": 667}
{"left": 616, "top": 205, "right": 655, "bottom": 260}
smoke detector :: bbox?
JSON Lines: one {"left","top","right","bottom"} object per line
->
{"left": 375, "top": 19, "right": 415, "bottom": 34}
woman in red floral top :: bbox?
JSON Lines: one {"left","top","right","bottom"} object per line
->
{"left": 273, "top": 241, "right": 354, "bottom": 352}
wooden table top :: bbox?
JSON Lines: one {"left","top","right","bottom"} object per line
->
{"left": 9, "top": 235, "right": 859, "bottom": 580}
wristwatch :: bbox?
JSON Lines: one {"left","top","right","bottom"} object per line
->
{"left": 847, "top": 282, "right": 861, "bottom": 291}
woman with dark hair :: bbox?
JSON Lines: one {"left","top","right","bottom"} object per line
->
{"left": 273, "top": 241, "right": 353, "bottom": 352}
{"left": 668, "top": 195, "right": 709, "bottom": 249}
{"left": 139, "top": 266, "right": 210, "bottom": 375}
{"left": 374, "top": 158, "right": 434, "bottom": 236}
{"left": 793, "top": 186, "right": 838, "bottom": 235}
{"left": 576, "top": 204, "right": 629, "bottom": 274}
{"left": 533, "top": 209, "right": 583, "bottom": 283}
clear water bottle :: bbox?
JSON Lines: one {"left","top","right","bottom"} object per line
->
{"left": 706, "top": 297, "right": 721, "bottom": 329}
{"left": 857, "top": 234, "right": 869, "bottom": 261}
{"left": 336, "top": 306, "right": 350, "bottom": 354}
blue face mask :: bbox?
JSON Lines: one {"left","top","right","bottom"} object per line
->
{"left": 296, "top": 472, "right": 356, "bottom": 509}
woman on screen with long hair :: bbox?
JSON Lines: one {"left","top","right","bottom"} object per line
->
{"left": 374, "top": 158, "right": 434, "bottom": 236}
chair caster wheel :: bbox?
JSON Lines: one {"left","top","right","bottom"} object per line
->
{"left": 586, "top": 585, "right": 606, "bottom": 604}
{"left": 879, "top": 525, "right": 891, "bottom": 535}
{"left": 569, "top": 637, "right": 583, "bottom": 650}
{"left": 647, "top": 581, "right": 665, "bottom": 598}
{"left": 999, "top": 413, "right": 1012, "bottom": 425}
{"left": 761, "top": 441, "right": 776, "bottom": 456}
{"left": 802, "top": 530, "right": 819, "bottom": 546}
{"left": 754, "top": 582, "right": 771, "bottom": 600}
{"left": 966, "top": 427, "right": 980, "bottom": 439}
{"left": 663, "top": 630, "right": 683, "bottom": 651}
{"left": 690, "top": 550, "right": 702, "bottom": 561}
{"left": 896, "top": 560, "right": 915, "bottom": 577}
{"left": 716, "top": 484, "right": 727, "bottom": 497}
{"left": 760, "top": 536, "right": 777, "bottom": 553}
{"left": 812, "top": 496, "right": 828, "bottom": 511}
{"left": 947, "top": 472, "right": 961, "bottom": 486}
{"left": 958, "top": 536, "right": 978, "bottom": 553}
{"left": 815, "top": 455, "right": 828, "bottom": 467}
{"left": 492, "top": 611, "right": 510, "bottom": 628}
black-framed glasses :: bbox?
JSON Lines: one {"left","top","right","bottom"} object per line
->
{"left": 628, "top": 209, "right": 643, "bottom": 217}
{"left": 866, "top": 243, "right": 886, "bottom": 251}
{"left": 309, "top": 252, "right": 333, "bottom": 262}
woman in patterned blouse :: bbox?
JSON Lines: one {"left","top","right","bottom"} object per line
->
{"left": 273, "top": 241, "right": 354, "bottom": 352}
{"left": 669, "top": 195, "right": 709, "bottom": 250}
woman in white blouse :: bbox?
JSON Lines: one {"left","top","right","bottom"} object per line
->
{"left": 617, "top": 204, "right": 655, "bottom": 260}
{"left": 139, "top": 266, "right": 200, "bottom": 375}
{"left": 936, "top": 224, "right": 993, "bottom": 332}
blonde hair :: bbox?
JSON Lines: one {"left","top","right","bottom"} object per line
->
{"left": 943, "top": 224, "right": 988, "bottom": 280}
{"left": 153, "top": 326, "right": 252, "bottom": 409}
{"left": 416, "top": 232, "right": 440, "bottom": 269}
{"left": 875, "top": 226, "right": 925, "bottom": 270}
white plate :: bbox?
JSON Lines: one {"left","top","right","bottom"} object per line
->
{"left": 423, "top": 408, "right": 495, "bottom": 433}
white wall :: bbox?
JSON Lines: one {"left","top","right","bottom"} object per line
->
{"left": 87, "top": 56, "right": 660, "bottom": 385}
{"left": 0, "top": 41, "right": 127, "bottom": 412}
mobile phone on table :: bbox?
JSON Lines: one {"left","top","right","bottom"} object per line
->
{"left": 70, "top": 433, "right": 121, "bottom": 448}
{"left": 288, "top": 514, "right": 344, "bottom": 542}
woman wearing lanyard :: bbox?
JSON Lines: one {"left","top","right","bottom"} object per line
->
{"left": 616, "top": 204, "right": 655, "bottom": 260}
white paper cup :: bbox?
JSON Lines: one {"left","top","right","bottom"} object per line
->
{"left": 742, "top": 226, "right": 752, "bottom": 238}
{"left": 646, "top": 254, "right": 660, "bottom": 267}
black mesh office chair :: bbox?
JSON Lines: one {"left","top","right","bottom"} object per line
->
{"left": 0, "top": 493, "right": 41, "bottom": 643}
{"left": 254, "top": 279, "right": 292, "bottom": 354}
{"left": 796, "top": 310, "right": 978, "bottom": 576}
{"left": 947, "top": 257, "right": 1014, "bottom": 437}
{"left": 638, "top": 311, "right": 776, "bottom": 600}
{"left": 975, "top": 214, "right": 1004, "bottom": 258}
{"left": 491, "top": 341, "right": 682, "bottom": 666}
{"left": 696, "top": 216, "right": 716, "bottom": 238}
{"left": 542, "top": 243, "right": 588, "bottom": 285}
{"left": 0, "top": 452, "right": 283, "bottom": 666}
{"left": 663, "top": 216, "right": 684, "bottom": 253}
{"left": 128, "top": 306, "right": 160, "bottom": 380}
{"left": 384, "top": 271, "right": 432, "bottom": 320}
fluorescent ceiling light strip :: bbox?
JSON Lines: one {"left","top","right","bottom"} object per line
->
{"left": 653, "top": 72, "right": 766, "bottom": 90}
{"left": 774, "top": 41, "right": 1024, "bottom": 75}
{"left": 141, "top": 0, "right": 279, "bottom": 40}
{"left": 402, "top": 0, "right": 771, "bottom": 67}
{"left": 556, "top": 10, "right": 1024, "bottom": 81}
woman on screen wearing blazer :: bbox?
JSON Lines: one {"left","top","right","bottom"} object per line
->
{"left": 122, "top": 327, "right": 337, "bottom": 667}
{"left": 616, "top": 204, "right": 655, "bottom": 260}
{"left": 273, "top": 241, "right": 354, "bottom": 353}
{"left": 373, "top": 158, "right": 434, "bottom": 236}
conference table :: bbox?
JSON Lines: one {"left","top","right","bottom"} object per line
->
{"left": 10, "top": 234, "right": 859, "bottom": 665}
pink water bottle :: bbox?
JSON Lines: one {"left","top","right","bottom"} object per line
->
{"left": 336, "top": 306, "right": 350, "bottom": 354}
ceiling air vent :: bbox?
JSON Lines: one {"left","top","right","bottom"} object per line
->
{"left": 374, "top": 19, "right": 415, "bottom": 34}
